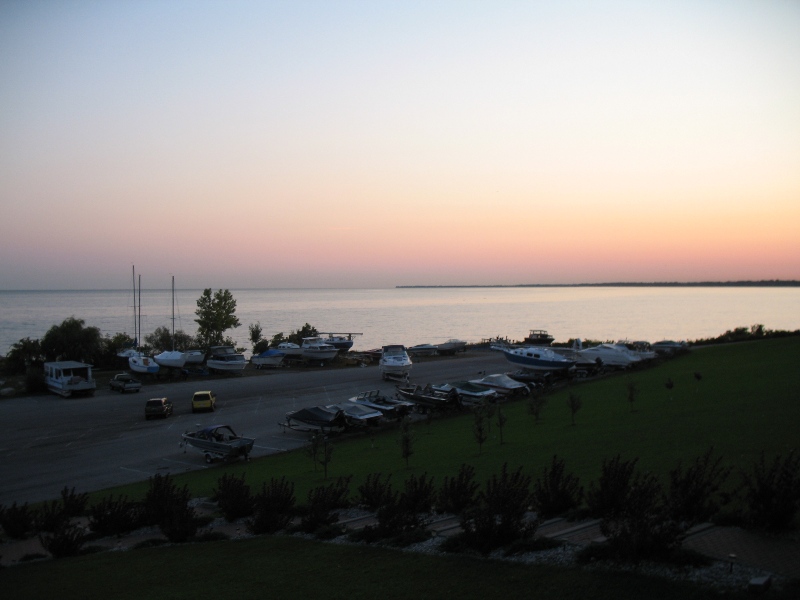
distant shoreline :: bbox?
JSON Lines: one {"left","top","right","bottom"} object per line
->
{"left": 397, "top": 280, "right": 800, "bottom": 288}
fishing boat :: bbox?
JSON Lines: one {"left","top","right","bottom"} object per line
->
{"left": 206, "top": 346, "right": 246, "bottom": 371}
{"left": 180, "top": 424, "right": 255, "bottom": 464}
{"left": 379, "top": 344, "right": 412, "bottom": 380}
{"left": 395, "top": 384, "right": 462, "bottom": 413}
{"left": 524, "top": 329, "right": 555, "bottom": 346}
{"left": 250, "top": 348, "right": 285, "bottom": 368}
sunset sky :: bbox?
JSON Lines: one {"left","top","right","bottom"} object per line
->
{"left": 1, "top": 1, "right": 798, "bottom": 290}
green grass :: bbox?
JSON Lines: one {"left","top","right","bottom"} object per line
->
{"left": 6, "top": 337, "right": 800, "bottom": 599}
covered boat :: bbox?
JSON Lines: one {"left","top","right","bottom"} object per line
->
{"left": 395, "top": 384, "right": 462, "bottom": 413}
{"left": 250, "top": 349, "right": 285, "bottom": 368}
{"left": 153, "top": 350, "right": 187, "bottom": 369}
{"left": 431, "top": 381, "right": 498, "bottom": 405}
{"left": 470, "top": 373, "right": 531, "bottom": 396}
{"left": 280, "top": 406, "right": 347, "bottom": 433}
{"left": 180, "top": 424, "right": 254, "bottom": 464}
{"left": 348, "top": 389, "right": 414, "bottom": 420}
{"left": 327, "top": 402, "right": 383, "bottom": 427}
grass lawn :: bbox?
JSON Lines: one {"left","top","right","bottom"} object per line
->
{"left": 5, "top": 337, "right": 799, "bottom": 599}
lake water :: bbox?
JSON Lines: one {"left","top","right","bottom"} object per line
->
{"left": 1, "top": 287, "right": 798, "bottom": 357}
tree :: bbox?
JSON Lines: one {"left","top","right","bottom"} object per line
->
{"left": 145, "top": 326, "right": 195, "bottom": 352}
{"left": 472, "top": 407, "right": 488, "bottom": 454}
{"left": 496, "top": 404, "right": 507, "bottom": 445}
{"left": 626, "top": 381, "right": 638, "bottom": 413}
{"left": 4, "top": 337, "right": 43, "bottom": 375}
{"left": 526, "top": 394, "right": 547, "bottom": 423}
{"left": 399, "top": 417, "right": 414, "bottom": 468}
{"left": 41, "top": 317, "right": 103, "bottom": 363}
{"left": 194, "top": 289, "right": 240, "bottom": 347}
{"left": 248, "top": 322, "right": 263, "bottom": 352}
{"left": 287, "top": 323, "right": 318, "bottom": 346}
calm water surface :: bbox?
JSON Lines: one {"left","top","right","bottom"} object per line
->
{"left": 1, "top": 287, "right": 798, "bottom": 356}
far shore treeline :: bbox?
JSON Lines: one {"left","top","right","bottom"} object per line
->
{"left": 397, "top": 280, "right": 800, "bottom": 288}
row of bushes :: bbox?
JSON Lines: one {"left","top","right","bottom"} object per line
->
{"left": 2, "top": 449, "right": 797, "bottom": 562}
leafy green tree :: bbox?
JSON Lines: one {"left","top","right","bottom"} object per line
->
{"left": 194, "top": 289, "right": 241, "bottom": 347}
{"left": 144, "top": 326, "right": 195, "bottom": 352}
{"left": 4, "top": 337, "right": 44, "bottom": 374}
{"left": 248, "top": 322, "right": 263, "bottom": 352}
{"left": 269, "top": 332, "right": 287, "bottom": 347}
{"left": 287, "top": 323, "right": 318, "bottom": 345}
{"left": 41, "top": 317, "right": 103, "bottom": 363}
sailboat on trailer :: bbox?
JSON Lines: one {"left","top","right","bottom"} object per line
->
{"left": 128, "top": 269, "right": 160, "bottom": 374}
{"left": 154, "top": 276, "right": 187, "bottom": 369}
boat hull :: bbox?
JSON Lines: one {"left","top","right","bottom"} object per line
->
{"left": 502, "top": 347, "right": 575, "bottom": 372}
{"left": 129, "top": 356, "right": 160, "bottom": 374}
{"left": 154, "top": 351, "right": 187, "bottom": 369}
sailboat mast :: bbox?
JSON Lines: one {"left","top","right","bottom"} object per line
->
{"left": 138, "top": 274, "right": 142, "bottom": 351}
{"left": 171, "top": 275, "right": 176, "bottom": 351}
{"left": 132, "top": 265, "right": 137, "bottom": 348}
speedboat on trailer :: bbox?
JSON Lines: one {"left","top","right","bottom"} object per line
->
{"left": 251, "top": 349, "right": 285, "bottom": 368}
{"left": 327, "top": 403, "right": 384, "bottom": 427}
{"left": 180, "top": 424, "right": 254, "bottom": 464}
{"left": 470, "top": 373, "right": 530, "bottom": 396}
{"left": 501, "top": 346, "right": 576, "bottom": 372}
{"left": 379, "top": 344, "right": 413, "bottom": 380}
{"left": 348, "top": 390, "right": 414, "bottom": 419}
{"left": 280, "top": 406, "right": 347, "bottom": 433}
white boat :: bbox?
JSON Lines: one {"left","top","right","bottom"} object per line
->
{"left": 470, "top": 373, "right": 530, "bottom": 396}
{"left": 379, "top": 344, "right": 412, "bottom": 380}
{"left": 408, "top": 343, "right": 437, "bottom": 356}
{"left": 276, "top": 342, "right": 303, "bottom": 358}
{"left": 184, "top": 349, "right": 206, "bottom": 364}
{"left": 301, "top": 337, "right": 339, "bottom": 362}
{"left": 250, "top": 349, "right": 285, "bottom": 368}
{"left": 153, "top": 276, "right": 186, "bottom": 369}
{"left": 577, "top": 343, "right": 637, "bottom": 369}
{"left": 612, "top": 341, "right": 656, "bottom": 362}
{"left": 436, "top": 339, "right": 467, "bottom": 355}
{"left": 206, "top": 346, "right": 246, "bottom": 371}
{"left": 44, "top": 361, "right": 96, "bottom": 397}
{"left": 129, "top": 354, "right": 160, "bottom": 374}
{"left": 501, "top": 346, "right": 576, "bottom": 372}
{"left": 320, "top": 332, "right": 362, "bottom": 352}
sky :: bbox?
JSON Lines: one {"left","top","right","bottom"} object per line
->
{"left": 1, "top": 0, "right": 799, "bottom": 290}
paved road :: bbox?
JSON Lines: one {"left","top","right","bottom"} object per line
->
{"left": 0, "top": 351, "right": 509, "bottom": 505}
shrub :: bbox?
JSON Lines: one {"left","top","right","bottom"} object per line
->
{"left": 600, "top": 470, "right": 682, "bottom": 562}
{"left": 59, "top": 486, "right": 89, "bottom": 518}
{"left": 437, "top": 464, "right": 479, "bottom": 515}
{"left": 401, "top": 472, "right": 435, "bottom": 515}
{"left": 299, "top": 476, "right": 351, "bottom": 534}
{"left": 247, "top": 477, "right": 296, "bottom": 535}
{"left": 159, "top": 502, "right": 198, "bottom": 543}
{"left": 212, "top": 473, "right": 254, "bottom": 522}
{"left": 142, "top": 474, "right": 190, "bottom": 527}
{"left": 39, "top": 523, "right": 86, "bottom": 558}
{"left": 458, "top": 463, "right": 535, "bottom": 555}
{"left": 667, "top": 448, "right": 730, "bottom": 525}
{"left": 357, "top": 473, "right": 394, "bottom": 511}
{"left": 586, "top": 455, "right": 638, "bottom": 518}
{"left": 532, "top": 455, "right": 583, "bottom": 519}
{"left": 0, "top": 502, "right": 35, "bottom": 539}
{"left": 34, "top": 499, "right": 69, "bottom": 533}
{"left": 88, "top": 496, "right": 143, "bottom": 537}
{"left": 741, "top": 450, "right": 800, "bottom": 530}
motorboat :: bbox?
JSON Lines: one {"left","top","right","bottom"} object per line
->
{"left": 180, "top": 424, "right": 254, "bottom": 464}
{"left": 612, "top": 341, "right": 656, "bottom": 362}
{"left": 407, "top": 344, "right": 438, "bottom": 357}
{"left": 577, "top": 343, "right": 637, "bottom": 369}
{"left": 153, "top": 350, "right": 187, "bottom": 369}
{"left": 301, "top": 337, "right": 339, "bottom": 363}
{"left": 395, "top": 384, "right": 461, "bottom": 413}
{"left": 436, "top": 339, "right": 467, "bottom": 355}
{"left": 206, "top": 346, "right": 246, "bottom": 371}
{"left": 184, "top": 349, "right": 206, "bottom": 364}
{"left": 431, "top": 381, "right": 498, "bottom": 405}
{"left": 250, "top": 349, "right": 285, "bottom": 369}
{"left": 276, "top": 342, "right": 303, "bottom": 358}
{"left": 280, "top": 406, "right": 347, "bottom": 433}
{"left": 501, "top": 346, "right": 576, "bottom": 372}
{"left": 524, "top": 330, "right": 554, "bottom": 346}
{"left": 470, "top": 373, "right": 530, "bottom": 396}
{"left": 43, "top": 361, "right": 96, "bottom": 398}
{"left": 129, "top": 354, "right": 160, "bottom": 374}
{"left": 320, "top": 332, "right": 362, "bottom": 352}
{"left": 326, "top": 403, "right": 383, "bottom": 427}
{"left": 379, "top": 344, "right": 412, "bottom": 380}
{"left": 651, "top": 340, "right": 688, "bottom": 356}
{"left": 347, "top": 389, "right": 414, "bottom": 420}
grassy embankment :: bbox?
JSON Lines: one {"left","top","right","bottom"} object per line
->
{"left": 4, "top": 337, "right": 799, "bottom": 599}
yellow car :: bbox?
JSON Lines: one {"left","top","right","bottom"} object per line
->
{"left": 191, "top": 390, "right": 217, "bottom": 413}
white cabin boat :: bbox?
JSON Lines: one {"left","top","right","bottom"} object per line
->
{"left": 379, "top": 344, "right": 412, "bottom": 380}
{"left": 301, "top": 337, "right": 339, "bottom": 362}
{"left": 276, "top": 342, "right": 303, "bottom": 358}
{"left": 44, "top": 361, "right": 96, "bottom": 397}
{"left": 207, "top": 346, "right": 246, "bottom": 371}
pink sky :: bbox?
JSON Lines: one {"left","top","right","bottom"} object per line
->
{"left": 1, "top": 1, "right": 798, "bottom": 289}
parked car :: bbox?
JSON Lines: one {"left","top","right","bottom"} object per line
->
{"left": 191, "top": 390, "right": 217, "bottom": 413}
{"left": 109, "top": 373, "right": 142, "bottom": 393}
{"left": 145, "top": 397, "right": 173, "bottom": 420}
